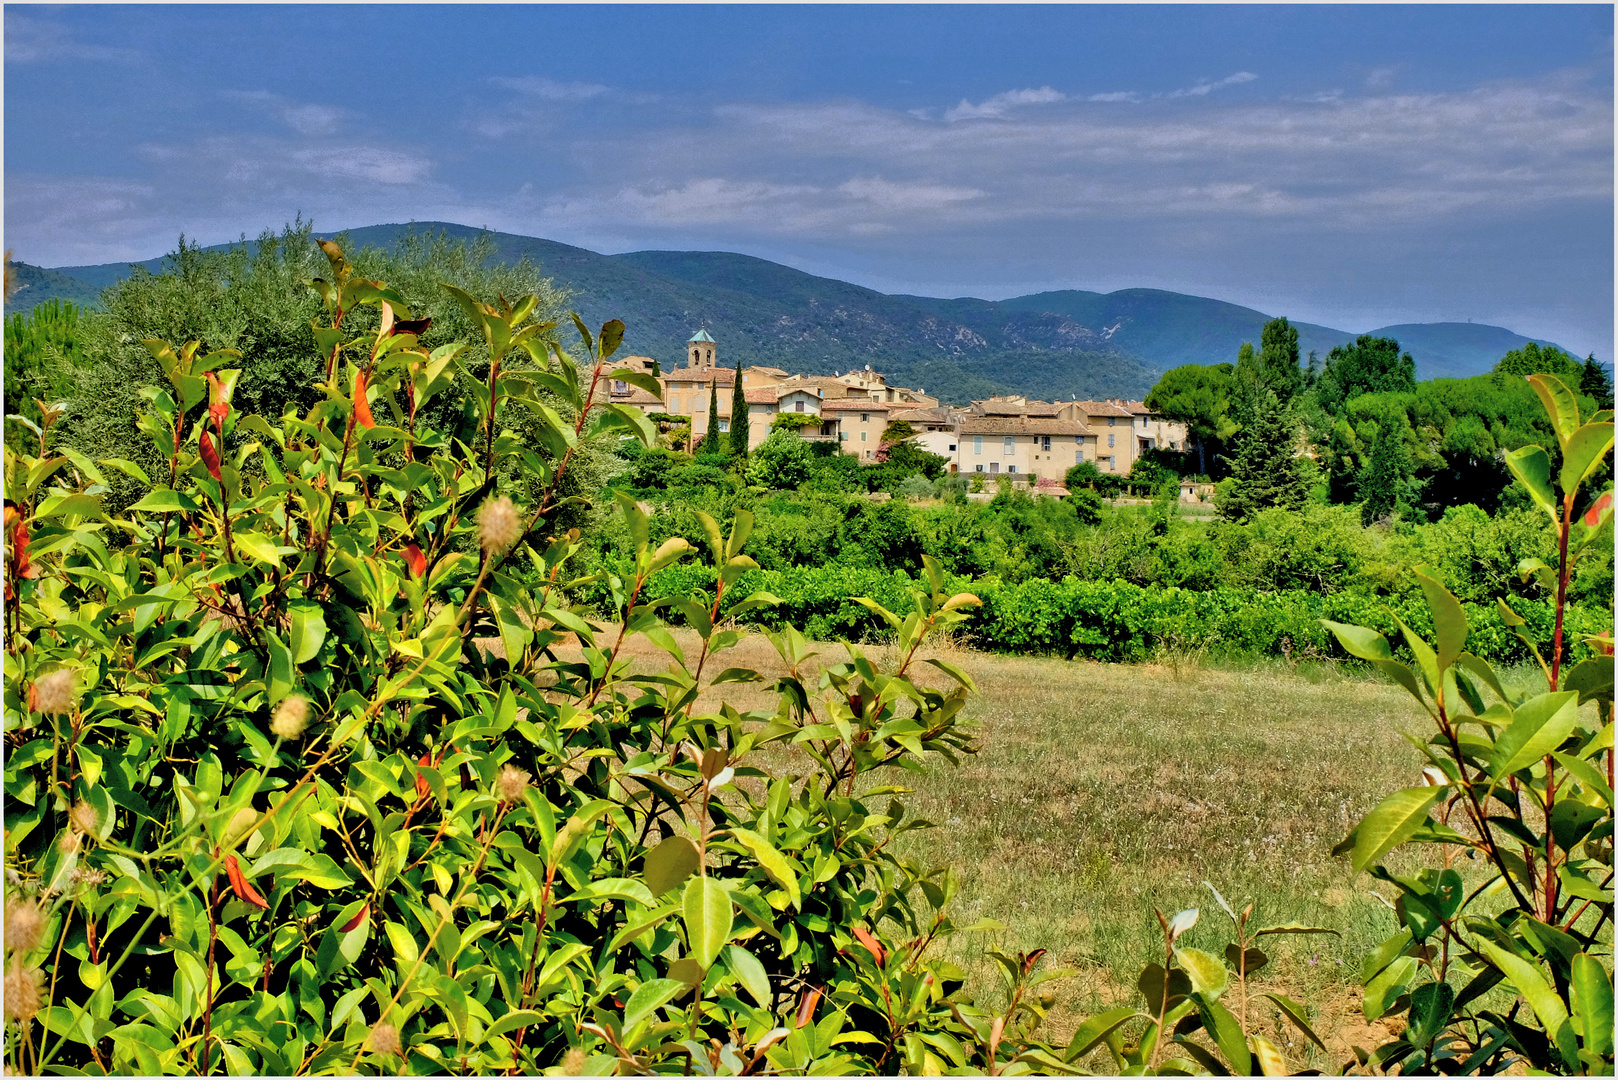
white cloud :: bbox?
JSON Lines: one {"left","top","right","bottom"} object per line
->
{"left": 290, "top": 147, "right": 433, "bottom": 185}
{"left": 4, "top": 13, "right": 140, "bottom": 64}
{"left": 1087, "top": 91, "right": 1140, "bottom": 104}
{"left": 491, "top": 76, "right": 611, "bottom": 101}
{"left": 226, "top": 91, "right": 345, "bottom": 136}
{"left": 944, "top": 86, "right": 1066, "bottom": 121}
{"left": 838, "top": 177, "right": 984, "bottom": 211}
{"left": 1169, "top": 71, "right": 1258, "bottom": 98}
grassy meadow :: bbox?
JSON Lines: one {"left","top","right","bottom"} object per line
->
{"left": 554, "top": 627, "right": 1537, "bottom": 1070}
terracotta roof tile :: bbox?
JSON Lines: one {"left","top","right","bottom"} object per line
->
{"left": 1072, "top": 400, "right": 1134, "bottom": 418}
{"left": 821, "top": 399, "right": 895, "bottom": 412}
{"left": 958, "top": 416, "right": 1093, "bottom": 436}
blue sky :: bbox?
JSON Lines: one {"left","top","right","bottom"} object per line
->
{"left": 5, "top": 4, "right": 1613, "bottom": 358}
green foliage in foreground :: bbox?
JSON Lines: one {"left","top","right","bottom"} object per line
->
{"left": 1323, "top": 374, "right": 1614, "bottom": 1075}
{"left": 6, "top": 255, "right": 1349, "bottom": 1077}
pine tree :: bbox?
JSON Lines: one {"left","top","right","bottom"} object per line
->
{"left": 1359, "top": 415, "right": 1410, "bottom": 525}
{"left": 1580, "top": 354, "right": 1614, "bottom": 410}
{"left": 1258, "top": 316, "right": 1303, "bottom": 403}
{"left": 703, "top": 377, "right": 721, "bottom": 456}
{"left": 728, "top": 362, "right": 750, "bottom": 460}
{"left": 1219, "top": 387, "right": 1307, "bottom": 521}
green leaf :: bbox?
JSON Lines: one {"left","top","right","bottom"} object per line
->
{"left": 484, "top": 1009, "right": 545, "bottom": 1042}
{"left": 288, "top": 601, "right": 327, "bottom": 665}
{"left": 231, "top": 531, "right": 285, "bottom": 568}
{"left": 1194, "top": 993, "right": 1250, "bottom": 1075}
{"left": 729, "top": 828, "right": 802, "bottom": 910}
{"left": 1570, "top": 952, "right": 1613, "bottom": 1058}
{"left": 643, "top": 836, "right": 701, "bottom": 898}
{"left": 1506, "top": 444, "right": 1559, "bottom": 522}
{"left": 1351, "top": 787, "right": 1442, "bottom": 874}
{"left": 1475, "top": 937, "right": 1578, "bottom": 1071}
{"left": 723, "top": 944, "right": 771, "bottom": 1008}
{"left": 1528, "top": 373, "right": 1581, "bottom": 448}
{"left": 682, "top": 876, "right": 733, "bottom": 970}
{"left": 1412, "top": 567, "right": 1468, "bottom": 674}
{"left": 1174, "top": 947, "right": 1227, "bottom": 999}
{"left": 598, "top": 319, "right": 625, "bottom": 358}
{"left": 1559, "top": 421, "right": 1614, "bottom": 493}
{"left": 1321, "top": 619, "right": 1391, "bottom": 661}
{"left": 1490, "top": 691, "right": 1579, "bottom": 778}
{"left": 1064, "top": 1006, "right": 1141, "bottom": 1063}
{"left": 1405, "top": 981, "right": 1455, "bottom": 1050}
{"left": 623, "top": 978, "right": 687, "bottom": 1032}
{"left": 1260, "top": 992, "right": 1326, "bottom": 1052}
{"left": 1363, "top": 955, "right": 1417, "bottom": 1022}
{"left": 128, "top": 488, "right": 198, "bottom": 514}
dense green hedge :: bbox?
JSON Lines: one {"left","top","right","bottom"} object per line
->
{"left": 581, "top": 562, "right": 1602, "bottom": 666}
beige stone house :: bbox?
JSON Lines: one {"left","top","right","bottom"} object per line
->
{"left": 955, "top": 414, "right": 1095, "bottom": 480}
{"left": 1052, "top": 400, "right": 1136, "bottom": 473}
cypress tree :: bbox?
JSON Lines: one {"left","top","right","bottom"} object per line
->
{"left": 728, "top": 362, "right": 750, "bottom": 459}
{"left": 1359, "top": 415, "right": 1410, "bottom": 525}
{"left": 704, "top": 377, "right": 721, "bottom": 455}
{"left": 1220, "top": 387, "right": 1307, "bottom": 522}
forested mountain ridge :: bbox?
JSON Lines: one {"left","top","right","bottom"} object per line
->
{"left": 10, "top": 220, "right": 1569, "bottom": 402}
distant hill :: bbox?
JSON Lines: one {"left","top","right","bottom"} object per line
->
{"left": 4, "top": 262, "right": 104, "bottom": 313}
{"left": 10, "top": 221, "right": 1571, "bottom": 402}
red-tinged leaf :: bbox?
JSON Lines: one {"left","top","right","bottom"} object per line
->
{"left": 224, "top": 853, "right": 268, "bottom": 910}
{"left": 851, "top": 925, "right": 887, "bottom": 966}
{"left": 403, "top": 543, "right": 427, "bottom": 578}
{"left": 205, "top": 371, "right": 229, "bottom": 429}
{"left": 340, "top": 901, "right": 368, "bottom": 932}
{"left": 394, "top": 317, "right": 432, "bottom": 337}
{"left": 10, "top": 517, "right": 39, "bottom": 580}
{"left": 353, "top": 369, "right": 376, "bottom": 429}
{"left": 415, "top": 749, "right": 434, "bottom": 799}
{"left": 795, "top": 985, "right": 823, "bottom": 1029}
{"left": 1584, "top": 491, "right": 1613, "bottom": 527}
{"left": 199, "top": 429, "right": 222, "bottom": 480}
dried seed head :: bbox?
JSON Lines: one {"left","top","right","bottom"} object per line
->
{"left": 477, "top": 496, "right": 521, "bottom": 554}
{"left": 68, "top": 800, "right": 98, "bottom": 836}
{"left": 68, "top": 867, "right": 106, "bottom": 889}
{"left": 28, "top": 669, "right": 77, "bottom": 715}
{"left": 495, "top": 764, "right": 531, "bottom": 806}
{"left": 3, "top": 964, "right": 41, "bottom": 1023}
{"left": 4, "top": 901, "right": 43, "bottom": 955}
{"left": 368, "top": 1022, "right": 402, "bottom": 1057}
{"left": 561, "top": 1047, "right": 586, "bottom": 1075}
{"left": 57, "top": 831, "right": 81, "bottom": 855}
{"left": 271, "top": 695, "right": 310, "bottom": 739}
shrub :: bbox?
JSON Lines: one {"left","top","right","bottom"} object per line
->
{"left": 896, "top": 475, "right": 935, "bottom": 500}
{"left": 1322, "top": 374, "right": 1613, "bottom": 1075}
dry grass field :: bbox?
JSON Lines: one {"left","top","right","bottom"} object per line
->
{"left": 552, "top": 627, "right": 1541, "bottom": 1070}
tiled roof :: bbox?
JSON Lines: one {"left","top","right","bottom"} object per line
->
{"left": 890, "top": 407, "right": 953, "bottom": 425}
{"left": 1122, "top": 400, "right": 1152, "bottom": 414}
{"left": 610, "top": 386, "right": 663, "bottom": 406}
{"left": 745, "top": 386, "right": 820, "bottom": 404}
{"left": 663, "top": 367, "right": 735, "bottom": 386}
{"left": 974, "top": 400, "right": 1061, "bottom": 417}
{"left": 1072, "top": 400, "right": 1134, "bottom": 418}
{"left": 688, "top": 329, "right": 716, "bottom": 343}
{"left": 958, "top": 416, "right": 1093, "bottom": 436}
{"left": 821, "top": 399, "right": 894, "bottom": 412}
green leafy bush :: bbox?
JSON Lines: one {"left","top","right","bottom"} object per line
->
{"left": 1323, "top": 373, "right": 1613, "bottom": 1075}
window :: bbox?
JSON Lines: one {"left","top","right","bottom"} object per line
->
{"left": 973, "top": 435, "right": 983, "bottom": 455}
{"left": 840, "top": 432, "right": 848, "bottom": 442}
{"left": 766, "top": 405, "right": 775, "bottom": 414}
{"left": 613, "top": 380, "right": 627, "bottom": 394}
{"left": 989, "top": 462, "right": 999, "bottom": 474}
{"left": 719, "top": 420, "right": 729, "bottom": 433}
{"left": 1041, "top": 435, "right": 1051, "bottom": 451}
{"left": 1108, "top": 417, "right": 1115, "bottom": 427}
{"left": 861, "top": 412, "right": 869, "bottom": 423}
{"left": 1076, "top": 449, "right": 1085, "bottom": 463}
{"left": 948, "top": 444, "right": 957, "bottom": 452}
{"left": 1008, "top": 465, "right": 1017, "bottom": 473}
{"left": 1003, "top": 436, "right": 1015, "bottom": 454}
{"left": 975, "top": 464, "right": 984, "bottom": 472}
{"left": 795, "top": 401, "right": 804, "bottom": 412}
{"left": 861, "top": 431, "right": 867, "bottom": 442}
{"left": 1108, "top": 434, "right": 1115, "bottom": 448}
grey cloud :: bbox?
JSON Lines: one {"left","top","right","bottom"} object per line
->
{"left": 225, "top": 91, "right": 346, "bottom": 136}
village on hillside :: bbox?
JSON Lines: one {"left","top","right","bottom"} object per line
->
{"left": 611, "top": 328, "right": 1192, "bottom": 490}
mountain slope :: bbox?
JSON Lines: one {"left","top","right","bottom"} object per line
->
{"left": 13, "top": 221, "right": 1570, "bottom": 400}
